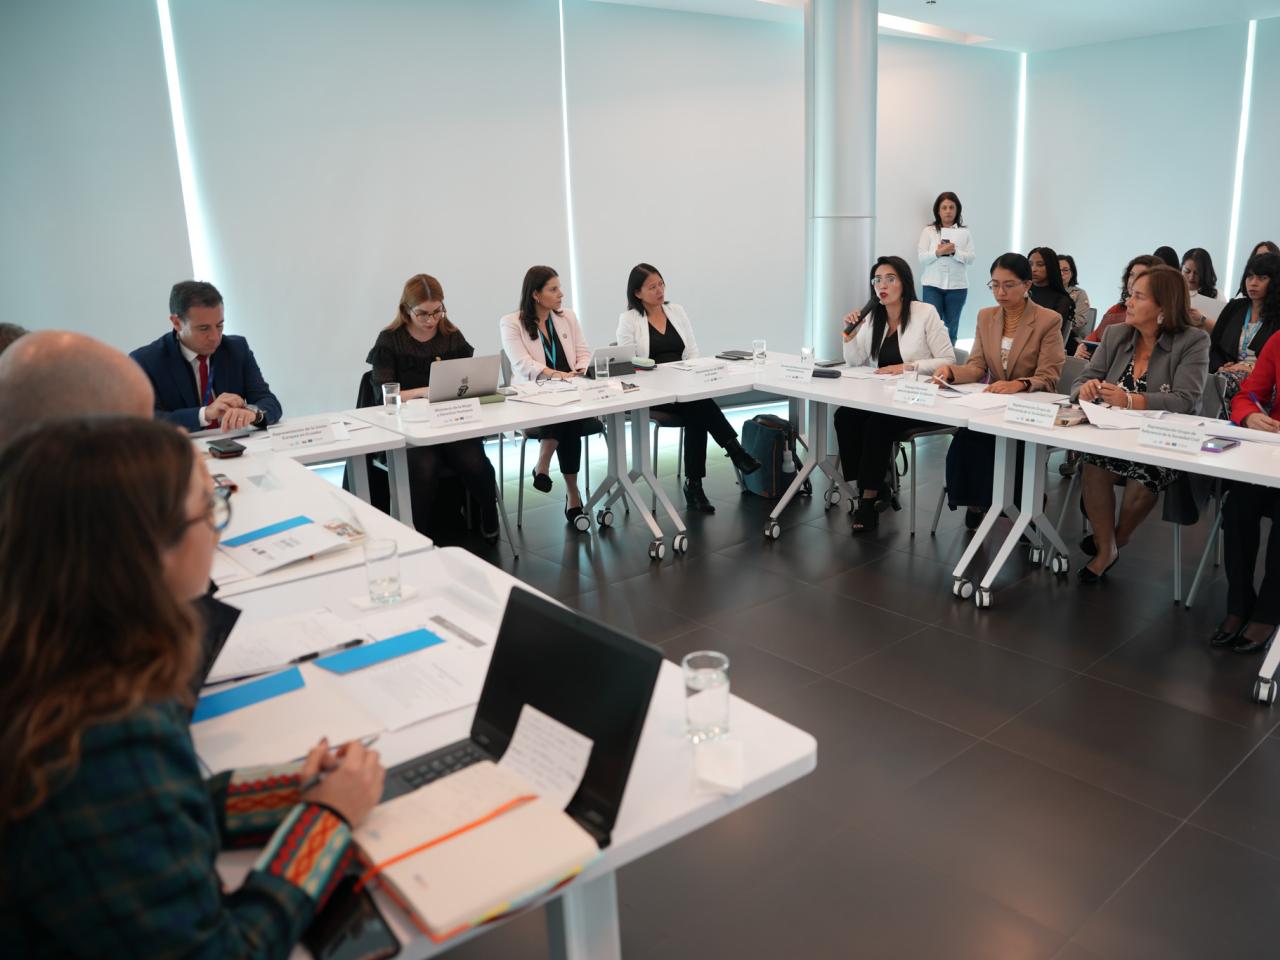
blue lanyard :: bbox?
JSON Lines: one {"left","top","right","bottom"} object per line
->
{"left": 539, "top": 315, "right": 558, "bottom": 369}
{"left": 1240, "top": 306, "right": 1261, "bottom": 359}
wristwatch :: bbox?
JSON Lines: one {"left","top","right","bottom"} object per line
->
{"left": 246, "top": 404, "right": 266, "bottom": 427}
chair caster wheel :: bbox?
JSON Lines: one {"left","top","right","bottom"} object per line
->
{"left": 1028, "top": 547, "right": 1044, "bottom": 564}
{"left": 764, "top": 520, "right": 781, "bottom": 540}
{"left": 1050, "top": 556, "right": 1069, "bottom": 576}
{"left": 1253, "top": 678, "right": 1277, "bottom": 705}
{"left": 574, "top": 514, "right": 591, "bottom": 533}
{"left": 596, "top": 509, "right": 614, "bottom": 528}
{"left": 952, "top": 578, "right": 974, "bottom": 600}
{"left": 824, "top": 488, "right": 841, "bottom": 509}
{"left": 975, "top": 588, "right": 992, "bottom": 609}
{"left": 672, "top": 533, "right": 689, "bottom": 554}
{"left": 648, "top": 539, "right": 667, "bottom": 561}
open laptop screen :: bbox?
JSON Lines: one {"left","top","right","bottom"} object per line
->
{"left": 470, "top": 588, "right": 662, "bottom": 846}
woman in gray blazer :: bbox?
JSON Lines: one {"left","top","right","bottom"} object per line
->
{"left": 1070, "top": 265, "right": 1210, "bottom": 582}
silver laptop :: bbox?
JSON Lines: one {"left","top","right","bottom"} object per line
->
{"left": 428, "top": 354, "right": 501, "bottom": 402}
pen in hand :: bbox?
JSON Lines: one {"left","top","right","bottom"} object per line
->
{"left": 299, "top": 734, "right": 381, "bottom": 794}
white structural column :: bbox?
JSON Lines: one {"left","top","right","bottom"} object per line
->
{"left": 806, "top": 0, "right": 878, "bottom": 360}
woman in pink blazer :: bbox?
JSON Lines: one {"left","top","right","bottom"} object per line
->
{"left": 499, "top": 266, "right": 599, "bottom": 528}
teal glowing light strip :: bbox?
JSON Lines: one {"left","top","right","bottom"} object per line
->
{"left": 1224, "top": 20, "right": 1257, "bottom": 288}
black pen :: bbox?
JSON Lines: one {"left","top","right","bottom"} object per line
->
{"left": 206, "top": 638, "right": 368, "bottom": 687}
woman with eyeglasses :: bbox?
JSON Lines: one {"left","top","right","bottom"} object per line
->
{"left": 367, "top": 274, "right": 500, "bottom": 543}
{"left": 500, "top": 265, "right": 599, "bottom": 529}
{"left": 616, "top": 263, "right": 761, "bottom": 514}
{"left": 0, "top": 417, "right": 385, "bottom": 956}
{"left": 1071, "top": 266, "right": 1209, "bottom": 582}
{"left": 1074, "top": 254, "right": 1163, "bottom": 358}
{"left": 917, "top": 192, "right": 975, "bottom": 343}
{"left": 835, "top": 256, "right": 954, "bottom": 533}
{"left": 934, "top": 253, "right": 1066, "bottom": 528}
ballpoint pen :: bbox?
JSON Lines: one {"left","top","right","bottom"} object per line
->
{"left": 299, "top": 734, "right": 382, "bottom": 793}
{"left": 205, "top": 637, "right": 368, "bottom": 687}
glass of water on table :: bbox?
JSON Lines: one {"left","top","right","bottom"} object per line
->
{"left": 682, "top": 650, "right": 730, "bottom": 742}
{"left": 752, "top": 339, "right": 768, "bottom": 367}
{"left": 363, "top": 538, "right": 402, "bottom": 604}
{"left": 381, "top": 381, "right": 401, "bottom": 414}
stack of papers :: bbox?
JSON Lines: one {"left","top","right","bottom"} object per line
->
{"left": 217, "top": 515, "right": 350, "bottom": 576}
{"left": 1081, "top": 404, "right": 1163, "bottom": 430}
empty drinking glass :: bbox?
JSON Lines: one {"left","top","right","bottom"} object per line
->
{"left": 594, "top": 353, "right": 611, "bottom": 379}
{"left": 382, "top": 381, "right": 401, "bottom": 414}
{"left": 682, "top": 650, "right": 730, "bottom": 742}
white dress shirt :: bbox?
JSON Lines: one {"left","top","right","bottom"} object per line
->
{"left": 917, "top": 225, "right": 975, "bottom": 290}
{"left": 177, "top": 339, "right": 213, "bottom": 427}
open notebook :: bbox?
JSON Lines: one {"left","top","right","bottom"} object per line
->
{"left": 355, "top": 761, "right": 598, "bottom": 942}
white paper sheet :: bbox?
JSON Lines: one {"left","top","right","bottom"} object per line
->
{"left": 498, "top": 705, "right": 594, "bottom": 811}
{"left": 193, "top": 664, "right": 382, "bottom": 771}
{"left": 1207, "top": 420, "right": 1280, "bottom": 445}
{"left": 210, "top": 551, "right": 252, "bottom": 587}
{"left": 949, "top": 392, "right": 1013, "bottom": 410}
{"left": 218, "top": 520, "right": 349, "bottom": 576}
{"left": 508, "top": 391, "right": 580, "bottom": 408}
{"left": 206, "top": 608, "right": 355, "bottom": 683}
{"left": 1082, "top": 403, "right": 1162, "bottom": 430}
{"left": 338, "top": 642, "right": 488, "bottom": 731}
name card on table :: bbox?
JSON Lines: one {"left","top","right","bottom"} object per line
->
{"left": 270, "top": 422, "right": 335, "bottom": 451}
{"left": 578, "top": 380, "right": 615, "bottom": 404}
{"left": 1004, "top": 397, "right": 1058, "bottom": 428}
{"left": 892, "top": 380, "right": 939, "bottom": 407}
{"left": 1138, "top": 420, "right": 1204, "bottom": 453}
{"left": 693, "top": 363, "right": 725, "bottom": 386}
{"left": 780, "top": 363, "right": 811, "bottom": 382}
{"left": 429, "top": 398, "right": 482, "bottom": 427}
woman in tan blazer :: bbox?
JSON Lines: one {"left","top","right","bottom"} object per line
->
{"left": 934, "top": 252, "right": 1067, "bottom": 526}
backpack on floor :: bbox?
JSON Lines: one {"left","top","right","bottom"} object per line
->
{"left": 739, "top": 414, "right": 805, "bottom": 498}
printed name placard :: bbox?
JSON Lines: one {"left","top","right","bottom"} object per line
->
{"left": 429, "top": 398, "right": 482, "bottom": 427}
{"left": 578, "top": 381, "right": 615, "bottom": 404}
{"left": 892, "top": 380, "right": 939, "bottom": 407}
{"left": 780, "top": 363, "right": 811, "bottom": 382}
{"left": 1138, "top": 420, "right": 1204, "bottom": 453}
{"left": 1004, "top": 397, "right": 1058, "bottom": 428}
{"left": 695, "top": 363, "right": 726, "bottom": 385}
{"left": 269, "top": 423, "right": 335, "bottom": 451}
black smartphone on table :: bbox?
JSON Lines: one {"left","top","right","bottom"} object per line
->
{"left": 208, "top": 439, "right": 246, "bottom": 459}
{"left": 302, "top": 875, "right": 400, "bottom": 960}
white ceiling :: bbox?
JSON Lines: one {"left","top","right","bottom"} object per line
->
{"left": 587, "top": 0, "right": 1280, "bottom": 51}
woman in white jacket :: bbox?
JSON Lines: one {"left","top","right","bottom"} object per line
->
{"left": 836, "top": 255, "right": 956, "bottom": 534}
{"left": 917, "top": 191, "right": 975, "bottom": 343}
{"left": 616, "top": 264, "right": 760, "bottom": 513}
{"left": 499, "top": 265, "right": 597, "bottom": 529}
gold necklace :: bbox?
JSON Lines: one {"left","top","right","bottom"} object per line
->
{"left": 1001, "top": 301, "right": 1027, "bottom": 334}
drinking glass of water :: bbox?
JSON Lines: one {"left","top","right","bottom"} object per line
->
{"left": 752, "top": 339, "right": 768, "bottom": 367}
{"left": 682, "top": 650, "right": 730, "bottom": 742}
{"left": 381, "top": 381, "right": 401, "bottom": 414}
{"left": 363, "top": 538, "right": 402, "bottom": 604}
{"left": 594, "top": 353, "right": 611, "bottom": 379}
{"left": 902, "top": 361, "right": 918, "bottom": 382}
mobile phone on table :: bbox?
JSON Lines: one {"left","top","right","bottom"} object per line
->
{"left": 302, "top": 875, "right": 400, "bottom": 960}
{"left": 1202, "top": 437, "right": 1241, "bottom": 454}
{"left": 208, "top": 439, "right": 246, "bottom": 459}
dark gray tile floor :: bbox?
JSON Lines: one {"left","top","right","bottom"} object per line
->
{"left": 380, "top": 426, "right": 1280, "bottom": 959}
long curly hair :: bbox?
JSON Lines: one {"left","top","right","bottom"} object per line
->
{"left": 0, "top": 418, "right": 201, "bottom": 830}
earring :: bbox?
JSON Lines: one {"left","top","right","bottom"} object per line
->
{"left": 1157, "top": 313, "right": 1164, "bottom": 326}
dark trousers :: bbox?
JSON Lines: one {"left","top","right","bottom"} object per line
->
{"left": 407, "top": 438, "right": 496, "bottom": 532}
{"left": 1223, "top": 481, "right": 1280, "bottom": 623}
{"left": 525, "top": 418, "right": 600, "bottom": 475}
{"left": 833, "top": 407, "right": 924, "bottom": 492}
{"left": 945, "top": 429, "right": 1027, "bottom": 510}
{"left": 922, "top": 285, "right": 968, "bottom": 343}
{"left": 652, "top": 399, "right": 738, "bottom": 479}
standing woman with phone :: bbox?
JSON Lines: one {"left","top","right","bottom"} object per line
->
{"left": 918, "top": 192, "right": 975, "bottom": 343}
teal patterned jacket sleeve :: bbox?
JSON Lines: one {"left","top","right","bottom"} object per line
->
{"left": 4, "top": 702, "right": 353, "bottom": 959}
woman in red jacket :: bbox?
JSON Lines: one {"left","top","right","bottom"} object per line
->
{"left": 1214, "top": 335, "right": 1280, "bottom": 653}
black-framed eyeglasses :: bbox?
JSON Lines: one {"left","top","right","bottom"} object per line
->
{"left": 187, "top": 485, "right": 233, "bottom": 532}
{"left": 410, "top": 305, "right": 447, "bottom": 321}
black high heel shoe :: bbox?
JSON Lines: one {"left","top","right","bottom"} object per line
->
{"left": 1232, "top": 623, "right": 1277, "bottom": 655}
{"left": 1210, "top": 617, "right": 1244, "bottom": 649}
{"left": 1077, "top": 552, "right": 1119, "bottom": 584}
{"left": 851, "top": 498, "right": 879, "bottom": 535}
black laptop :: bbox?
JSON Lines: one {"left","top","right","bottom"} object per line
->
{"left": 382, "top": 587, "right": 662, "bottom": 848}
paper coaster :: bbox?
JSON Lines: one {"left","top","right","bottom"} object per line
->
{"left": 694, "top": 738, "right": 744, "bottom": 795}
{"left": 349, "top": 585, "right": 419, "bottom": 610}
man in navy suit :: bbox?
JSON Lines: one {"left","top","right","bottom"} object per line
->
{"left": 130, "top": 281, "right": 282, "bottom": 432}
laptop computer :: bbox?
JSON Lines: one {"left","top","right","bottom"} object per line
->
{"left": 428, "top": 355, "right": 502, "bottom": 402}
{"left": 382, "top": 587, "right": 662, "bottom": 848}
{"left": 584, "top": 345, "right": 637, "bottom": 378}
{"left": 191, "top": 589, "right": 242, "bottom": 699}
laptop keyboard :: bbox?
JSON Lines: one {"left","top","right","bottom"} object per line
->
{"left": 392, "top": 741, "right": 488, "bottom": 791}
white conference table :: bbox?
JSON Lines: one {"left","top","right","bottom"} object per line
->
{"left": 195, "top": 415, "right": 414, "bottom": 526}
{"left": 214, "top": 547, "right": 817, "bottom": 959}
{"left": 345, "top": 378, "right": 698, "bottom": 558}
{"left": 203, "top": 449, "right": 432, "bottom": 599}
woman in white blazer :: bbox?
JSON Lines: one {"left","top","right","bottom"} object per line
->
{"left": 499, "top": 265, "right": 598, "bottom": 528}
{"left": 616, "top": 264, "right": 760, "bottom": 514}
{"left": 835, "top": 255, "right": 956, "bottom": 534}
{"left": 917, "top": 191, "right": 975, "bottom": 343}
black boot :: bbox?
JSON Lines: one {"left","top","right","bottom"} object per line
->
{"left": 683, "top": 479, "right": 716, "bottom": 514}
{"left": 725, "top": 439, "right": 761, "bottom": 475}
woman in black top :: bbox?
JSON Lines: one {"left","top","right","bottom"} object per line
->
{"left": 1027, "top": 246, "right": 1074, "bottom": 344}
{"left": 367, "top": 274, "right": 499, "bottom": 542}
{"left": 1212, "top": 252, "right": 1280, "bottom": 373}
